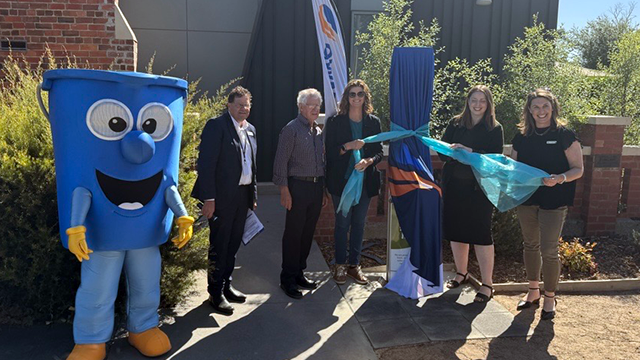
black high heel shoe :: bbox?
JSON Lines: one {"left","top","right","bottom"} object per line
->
{"left": 446, "top": 272, "right": 469, "bottom": 289}
{"left": 516, "top": 287, "right": 541, "bottom": 310}
{"left": 541, "top": 294, "right": 557, "bottom": 320}
{"left": 474, "top": 284, "right": 494, "bottom": 303}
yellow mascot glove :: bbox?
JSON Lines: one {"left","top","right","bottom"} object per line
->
{"left": 66, "top": 225, "right": 93, "bottom": 262}
{"left": 172, "top": 216, "right": 194, "bottom": 249}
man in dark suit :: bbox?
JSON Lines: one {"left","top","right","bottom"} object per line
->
{"left": 192, "top": 86, "right": 257, "bottom": 315}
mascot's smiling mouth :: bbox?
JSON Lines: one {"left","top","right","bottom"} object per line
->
{"left": 96, "top": 170, "right": 162, "bottom": 210}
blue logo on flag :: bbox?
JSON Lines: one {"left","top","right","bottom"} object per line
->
{"left": 319, "top": 4, "right": 338, "bottom": 41}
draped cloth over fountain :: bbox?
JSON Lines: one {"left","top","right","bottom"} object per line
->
{"left": 383, "top": 47, "right": 443, "bottom": 298}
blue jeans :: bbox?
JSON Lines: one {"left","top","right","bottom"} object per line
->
{"left": 332, "top": 194, "right": 372, "bottom": 265}
{"left": 73, "top": 246, "right": 161, "bottom": 344}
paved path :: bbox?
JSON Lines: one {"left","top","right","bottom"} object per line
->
{"left": 0, "top": 194, "right": 530, "bottom": 360}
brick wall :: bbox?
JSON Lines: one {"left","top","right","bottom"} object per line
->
{"left": 579, "top": 117, "right": 630, "bottom": 234}
{"left": 314, "top": 116, "right": 639, "bottom": 242}
{"left": 0, "top": 0, "right": 136, "bottom": 71}
{"left": 620, "top": 147, "right": 640, "bottom": 219}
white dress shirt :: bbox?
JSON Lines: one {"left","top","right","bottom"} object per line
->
{"left": 230, "top": 114, "right": 253, "bottom": 185}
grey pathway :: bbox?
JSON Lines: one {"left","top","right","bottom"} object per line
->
{"left": 0, "top": 193, "right": 531, "bottom": 360}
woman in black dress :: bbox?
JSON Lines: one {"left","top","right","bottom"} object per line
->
{"left": 512, "top": 88, "right": 583, "bottom": 320}
{"left": 440, "top": 85, "right": 503, "bottom": 302}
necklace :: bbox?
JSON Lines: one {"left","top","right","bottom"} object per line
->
{"left": 534, "top": 126, "right": 551, "bottom": 136}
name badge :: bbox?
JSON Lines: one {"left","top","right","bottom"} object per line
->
{"left": 546, "top": 140, "right": 557, "bottom": 145}
{"left": 247, "top": 131, "right": 255, "bottom": 137}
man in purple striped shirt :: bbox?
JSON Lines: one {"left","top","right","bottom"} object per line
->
{"left": 273, "top": 88, "right": 327, "bottom": 299}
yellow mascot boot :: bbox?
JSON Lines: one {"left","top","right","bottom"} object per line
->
{"left": 67, "top": 343, "right": 106, "bottom": 360}
{"left": 128, "top": 327, "right": 171, "bottom": 357}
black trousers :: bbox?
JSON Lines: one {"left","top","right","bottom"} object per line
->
{"left": 207, "top": 185, "right": 250, "bottom": 296}
{"left": 280, "top": 178, "right": 324, "bottom": 285}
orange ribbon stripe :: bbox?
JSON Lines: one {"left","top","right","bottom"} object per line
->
{"left": 388, "top": 166, "right": 442, "bottom": 197}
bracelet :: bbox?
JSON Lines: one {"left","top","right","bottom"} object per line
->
{"left": 341, "top": 144, "right": 347, "bottom": 152}
{"left": 559, "top": 173, "right": 567, "bottom": 184}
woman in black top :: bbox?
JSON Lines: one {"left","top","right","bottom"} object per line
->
{"left": 325, "top": 79, "right": 383, "bottom": 285}
{"left": 440, "top": 85, "right": 504, "bottom": 302}
{"left": 511, "top": 88, "right": 583, "bottom": 320}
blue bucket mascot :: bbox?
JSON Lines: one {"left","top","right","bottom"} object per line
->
{"left": 38, "top": 69, "right": 194, "bottom": 360}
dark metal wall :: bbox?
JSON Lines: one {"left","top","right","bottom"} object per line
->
{"left": 410, "top": 0, "right": 559, "bottom": 73}
{"left": 244, "top": 0, "right": 558, "bottom": 181}
{"left": 242, "top": 0, "right": 351, "bottom": 181}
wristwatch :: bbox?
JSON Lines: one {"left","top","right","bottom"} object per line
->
{"left": 341, "top": 144, "right": 347, "bottom": 152}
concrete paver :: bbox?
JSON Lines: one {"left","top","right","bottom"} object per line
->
{"left": 348, "top": 295, "right": 412, "bottom": 322}
{"left": 361, "top": 317, "right": 429, "bottom": 348}
{"left": 413, "top": 313, "right": 486, "bottom": 341}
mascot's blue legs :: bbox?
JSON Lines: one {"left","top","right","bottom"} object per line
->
{"left": 74, "top": 247, "right": 161, "bottom": 344}
{"left": 125, "top": 247, "right": 161, "bottom": 334}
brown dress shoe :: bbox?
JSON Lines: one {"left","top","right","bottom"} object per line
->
{"left": 347, "top": 265, "right": 368, "bottom": 285}
{"left": 128, "top": 327, "right": 171, "bottom": 357}
{"left": 67, "top": 343, "right": 106, "bottom": 360}
{"left": 333, "top": 264, "right": 347, "bottom": 285}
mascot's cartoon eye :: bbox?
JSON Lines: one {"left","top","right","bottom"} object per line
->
{"left": 142, "top": 118, "right": 157, "bottom": 134}
{"left": 86, "top": 99, "right": 134, "bottom": 141}
{"left": 109, "top": 117, "right": 127, "bottom": 132}
{"left": 137, "top": 103, "right": 173, "bottom": 141}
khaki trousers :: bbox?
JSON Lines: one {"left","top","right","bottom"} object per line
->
{"left": 516, "top": 205, "right": 568, "bottom": 293}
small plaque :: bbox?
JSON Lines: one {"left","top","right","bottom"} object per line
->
{"left": 594, "top": 154, "right": 620, "bottom": 168}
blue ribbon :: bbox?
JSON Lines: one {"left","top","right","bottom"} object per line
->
{"left": 336, "top": 123, "right": 550, "bottom": 215}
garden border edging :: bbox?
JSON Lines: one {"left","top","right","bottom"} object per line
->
{"left": 464, "top": 273, "right": 640, "bottom": 293}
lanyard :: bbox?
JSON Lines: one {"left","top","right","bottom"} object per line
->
{"left": 238, "top": 127, "right": 248, "bottom": 163}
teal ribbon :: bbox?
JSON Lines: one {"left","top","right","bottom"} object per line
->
{"left": 337, "top": 123, "right": 429, "bottom": 216}
{"left": 336, "top": 123, "right": 550, "bottom": 216}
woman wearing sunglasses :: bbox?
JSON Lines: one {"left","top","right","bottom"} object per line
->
{"left": 325, "top": 79, "right": 383, "bottom": 285}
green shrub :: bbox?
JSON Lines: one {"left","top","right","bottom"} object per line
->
{"left": 0, "top": 51, "right": 231, "bottom": 324}
{"left": 631, "top": 230, "right": 640, "bottom": 247}
{"left": 0, "top": 51, "right": 77, "bottom": 324}
{"left": 498, "top": 17, "right": 593, "bottom": 143}
{"left": 492, "top": 209, "right": 523, "bottom": 259}
{"left": 559, "top": 237, "right": 598, "bottom": 276}
{"left": 602, "top": 30, "right": 640, "bottom": 145}
{"left": 430, "top": 57, "right": 500, "bottom": 138}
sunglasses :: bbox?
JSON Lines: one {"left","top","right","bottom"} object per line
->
{"left": 349, "top": 91, "right": 365, "bottom": 98}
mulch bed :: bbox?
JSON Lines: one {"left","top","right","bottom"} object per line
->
{"left": 316, "top": 234, "right": 640, "bottom": 282}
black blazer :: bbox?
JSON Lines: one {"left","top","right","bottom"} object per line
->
{"left": 191, "top": 112, "right": 257, "bottom": 211}
{"left": 325, "top": 114, "right": 383, "bottom": 198}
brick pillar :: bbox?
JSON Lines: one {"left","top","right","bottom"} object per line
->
{"left": 579, "top": 116, "right": 631, "bottom": 235}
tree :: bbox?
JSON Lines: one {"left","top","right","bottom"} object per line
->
{"left": 572, "top": 2, "right": 638, "bottom": 69}
{"left": 355, "top": 0, "right": 439, "bottom": 131}
{"left": 499, "top": 17, "right": 593, "bottom": 142}
{"left": 602, "top": 30, "right": 640, "bottom": 144}
{"left": 355, "top": 0, "right": 499, "bottom": 136}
